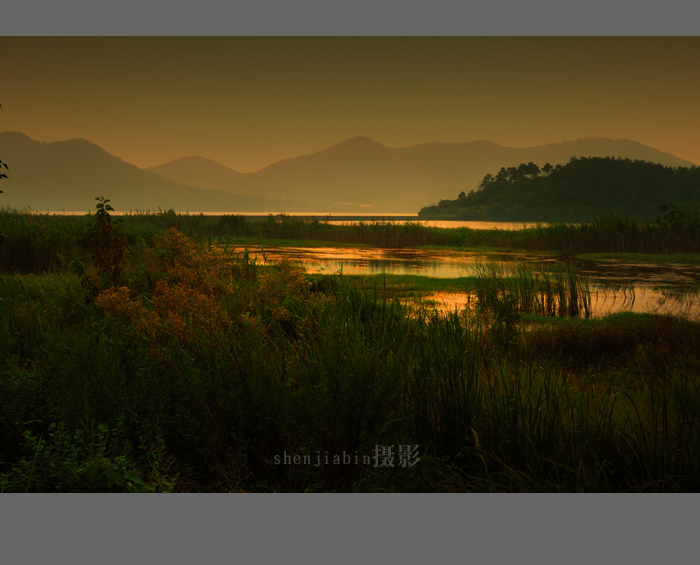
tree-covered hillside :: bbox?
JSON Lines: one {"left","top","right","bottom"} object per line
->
{"left": 418, "top": 157, "right": 700, "bottom": 222}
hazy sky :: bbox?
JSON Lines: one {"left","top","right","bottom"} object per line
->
{"left": 2, "top": 37, "right": 699, "bottom": 171}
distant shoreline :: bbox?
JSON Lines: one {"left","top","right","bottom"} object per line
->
{"left": 32, "top": 211, "right": 422, "bottom": 222}
{"left": 10, "top": 210, "right": 544, "bottom": 228}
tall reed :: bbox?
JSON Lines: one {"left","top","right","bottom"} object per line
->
{"left": 473, "top": 261, "right": 592, "bottom": 318}
{"left": 3, "top": 208, "right": 700, "bottom": 270}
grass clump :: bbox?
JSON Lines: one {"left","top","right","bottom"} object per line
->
{"left": 473, "top": 261, "right": 592, "bottom": 319}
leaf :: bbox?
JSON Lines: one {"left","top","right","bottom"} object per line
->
{"left": 103, "top": 467, "right": 118, "bottom": 480}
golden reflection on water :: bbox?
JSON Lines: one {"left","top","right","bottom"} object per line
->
{"left": 324, "top": 220, "right": 544, "bottom": 230}
{"left": 416, "top": 288, "right": 700, "bottom": 320}
{"left": 234, "top": 245, "right": 553, "bottom": 278}
{"left": 234, "top": 245, "right": 700, "bottom": 320}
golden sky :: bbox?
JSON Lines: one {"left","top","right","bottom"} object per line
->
{"left": 2, "top": 37, "right": 699, "bottom": 171}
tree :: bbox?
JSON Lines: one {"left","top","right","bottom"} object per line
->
{"left": 521, "top": 161, "right": 540, "bottom": 177}
{"left": 480, "top": 173, "right": 495, "bottom": 189}
{"left": 495, "top": 167, "right": 509, "bottom": 183}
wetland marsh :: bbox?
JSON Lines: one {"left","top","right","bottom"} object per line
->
{"left": 234, "top": 244, "right": 700, "bottom": 319}
{"left": 2, "top": 208, "right": 700, "bottom": 492}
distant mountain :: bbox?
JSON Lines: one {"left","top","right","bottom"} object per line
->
{"left": 148, "top": 136, "right": 697, "bottom": 213}
{"left": 146, "top": 156, "right": 247, "bottom": 193}
{"left": 2, "top": 131, "right": 695, "bottom": 214}
{"left": 0, "top": 132, "right": 297, "bottom": 212}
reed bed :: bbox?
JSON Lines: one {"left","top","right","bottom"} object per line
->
{"left": 224, "top": 212, "right": 700, "bottom": 254}
{"left": 473, "top": 261, "right": 593, "bottom": 318}
{"left": 3, "top": 207, "right": 700, "bottom": 277}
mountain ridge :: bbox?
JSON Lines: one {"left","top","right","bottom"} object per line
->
{"left": 2, "top": 131, "right": 696, "bottom": 213}
{"left": 146, "top": 156, "right": 247, "bottom": 194}
{"left": 0, "top": 132, "right": 299, "bottom": 212}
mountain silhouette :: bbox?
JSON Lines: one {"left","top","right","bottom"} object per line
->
{"left": 146, "top": 156, "right": 246, "bottom": 193}
{"left": 2, "top": 131, "right": 695, "bottom": 213}
{"left": 150, "top": 136, "right": 696, "bottom": 213}
{"left": 0, "top": 132, "right": 297, "bottom": 212}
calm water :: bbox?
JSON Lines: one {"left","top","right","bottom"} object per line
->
{"left": 323, "top": 220, "right": 544, "bottom": 230}
{"left": 238, "top": 245, "right": 700, "bottom": 319}
{"left": 43, "top": 211, "right": 700, "bottom": 317}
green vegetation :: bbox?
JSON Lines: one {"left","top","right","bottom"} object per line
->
{"left": 473, "top": 262, "right": 592, "bottom": 319}
{"left": 1, "top": 201, "right": 700, "bottom": 492}
{"left": 420, "top": 157, "right": 700, "bottom": 222}
{"left": 3, "top": 207, "right": 700, "bottom": 266}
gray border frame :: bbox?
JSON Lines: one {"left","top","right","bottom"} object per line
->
{"left": 2, "top": 0, "right": 700, "bottom": 35}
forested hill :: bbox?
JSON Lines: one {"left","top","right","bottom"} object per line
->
{"left": 418, "top": 157, "right": 700, "bottom": 222}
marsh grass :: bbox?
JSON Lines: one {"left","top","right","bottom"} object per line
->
{"left": 2, "top": 219, "right": 700, "bottom": 491}
{"left": 473, "top": 261, "right": 592, "bottom": 318}
{"left": 228, "top": 211, "right": 700, "bottom": 254}
{"left": 4, "top": 209, "right": 700, "bottom": 273}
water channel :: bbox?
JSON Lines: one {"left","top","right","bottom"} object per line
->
{"left": 234, "top": 245, "right": 700, "bottom": 319}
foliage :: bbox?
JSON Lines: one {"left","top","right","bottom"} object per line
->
{"left": 2, "top": 207, "right": 700, "bottom": 271}
{"left": 0, "top": 421, "right": 177, "bottom": 493}
{"left": 0, "top": 159, "right": 7, "bottom": 188}
{"left": 78, "top": 197, "right": 127, "bottom": 302}
{"left": 486, "top": 294, "right": 521, "bottom": 352}
{"left": 419, "top": 157, "right": 700, "bottom": 222}
{"left": 84, "top": 197, "right": 126, "bottom": 282}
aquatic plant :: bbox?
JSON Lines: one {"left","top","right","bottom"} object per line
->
{"left": 473, "top": 261, "right": 592, "bottom": 319}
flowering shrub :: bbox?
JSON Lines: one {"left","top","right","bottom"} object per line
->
{"left": 95, "top": 229, "right": 324, "bottom": 368}
{"left": 257, "top": 261, "right": 310, "bottom": 322}
{"left": 95, "top": 230, "right": 235, "bottom": 356}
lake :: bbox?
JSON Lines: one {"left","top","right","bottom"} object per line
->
{"left": 41, "top": 211, "right": 700, "bottom": 318}
{"left": 234, "top": 244, "right": 700, "bottom": 319}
